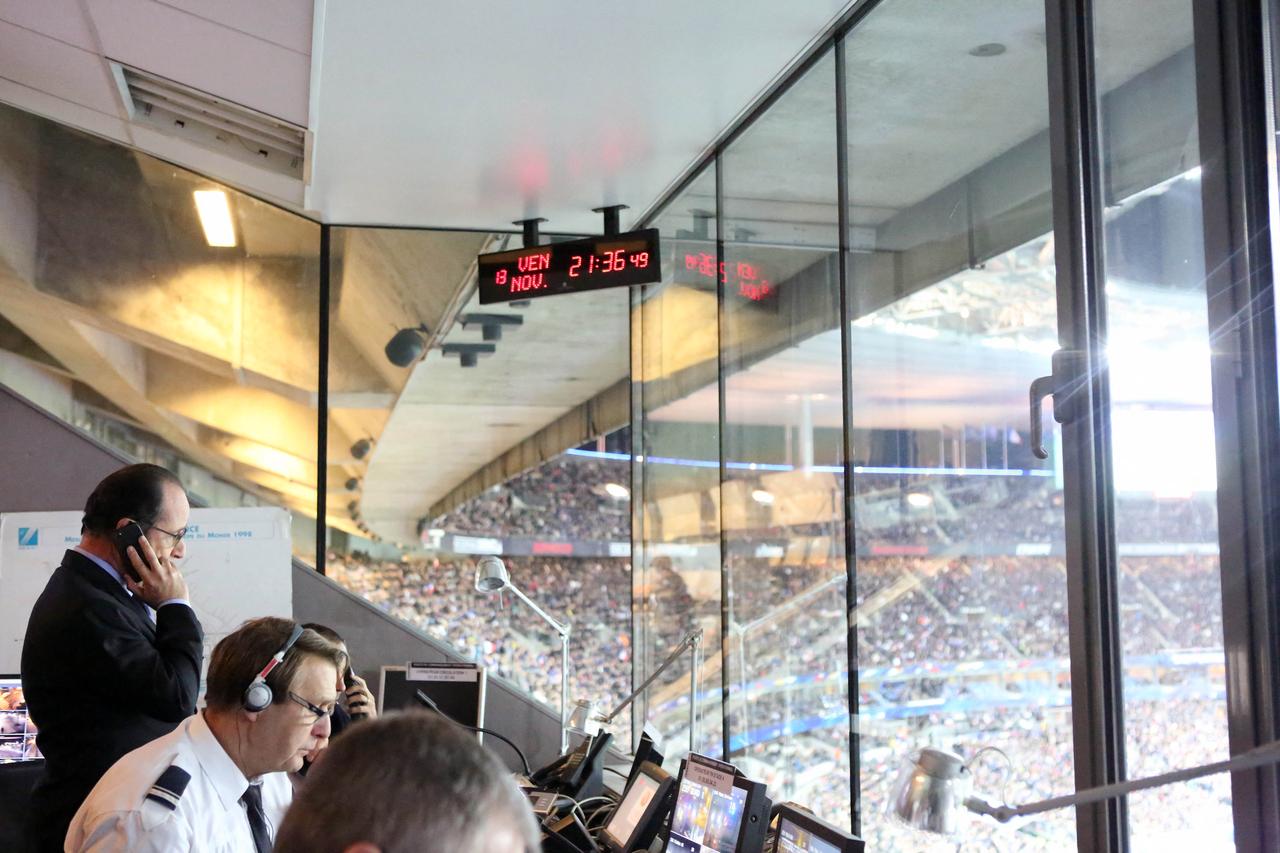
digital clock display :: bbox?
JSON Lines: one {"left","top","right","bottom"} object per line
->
{"left": 477, "top": 229, "right": 662, "bottom": 304}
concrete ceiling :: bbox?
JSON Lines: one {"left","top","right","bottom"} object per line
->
{"left": 0, "top": 0, "right": 1199, "bottom": 545}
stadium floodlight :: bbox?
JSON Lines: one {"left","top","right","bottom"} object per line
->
{"left": 474, "top": 555, "right": 572, "bottom": 752}
{"left": 890, "top": 742, "right": 1280, "bottom": 834}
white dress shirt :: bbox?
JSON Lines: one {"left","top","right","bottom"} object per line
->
{"left": 64, "top": 712, "right": 292, "bottom": 852}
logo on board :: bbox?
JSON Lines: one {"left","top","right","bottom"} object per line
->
{"left": 18, "top": 527, "right": 38, "bottom": 549}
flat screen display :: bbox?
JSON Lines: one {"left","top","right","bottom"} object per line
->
{"left": 665, "top": 757, "right": 748, "bottom": 853}
{"left": 477, "top": 230, "right": 662, "bottom": 304}
{"left": 602, "top": 771, "right": 662, "bottom": 845}
{"left": 775, "top": 817, "right": 842, "bottom": 853}
{"left": 0, "top": 676, "right": 41, "bottom": 763}
{"left": 378, "top": 665, "right": 485, "bottom": 730}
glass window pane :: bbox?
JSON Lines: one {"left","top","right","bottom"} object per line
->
{"left": 843, "top": 2, "right": 1073, "bottom": 847}
{"left": 720, "top": 51, "right": 852, "bottom": 827}
{"left": 1091, "top": 2, "right": 1232, "bottom": 846}
{"left": 633, "top": 169, "right": 725, "bottom": 761}
{"left": 0, "top": 101, "right": 320, "bottom": 556}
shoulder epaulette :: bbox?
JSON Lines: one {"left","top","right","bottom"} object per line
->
{"left": 145, "top": 765, "right": 191, "bottom": 811}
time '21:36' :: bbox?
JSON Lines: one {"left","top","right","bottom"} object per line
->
{"left": 569, "top": 249, "right": 651, "bottom": 277}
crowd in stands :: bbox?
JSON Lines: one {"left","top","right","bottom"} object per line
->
{"left": 335, "top": 449, "right": 1228, "bottom": 851}
{"left": 429, "top": 456, "right": 631, "bottom": 541}
{"left": 328, "top": 553, "right": 633, "bottom": 713}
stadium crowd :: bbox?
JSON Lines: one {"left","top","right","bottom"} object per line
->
{"left": 429, "top": 455, "right": 631, "bottom": 541}
{"left": 329, "top": 450, "right": 1228, "bottom": 851}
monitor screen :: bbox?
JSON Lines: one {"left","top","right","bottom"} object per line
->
{"left": 775, "top": 817, "right": 842, "bottom": 853}
{"left": 0, "top": 675, "right": 41, "bottom": 763}
{"left": 378, "top": 664, "right": 485, "bottom": 730}
{"left": 771, "top": 805, "right": 862, "bottom": 853}
{"left": 666, "top": 756, "right": 749, "bottom": 853}
{"left": 603, "top": 770, "right": 662, "bottom": 845}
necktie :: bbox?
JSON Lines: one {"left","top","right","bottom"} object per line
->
{"left": 240, "top": 783, "right": 273, "bottom": 853}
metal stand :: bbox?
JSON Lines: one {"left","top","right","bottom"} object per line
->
{"left": 504, "top": 582, "right": 572, "bottom": 753}
{"left": 597, "top": 628, "right": 703, "bottom": 755}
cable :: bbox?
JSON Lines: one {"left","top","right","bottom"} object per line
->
{"left": 552, "top": 794, "right": 588, "bottom": 826}
{"left": 414, "top": 689, "right": 531, "bottom": 776}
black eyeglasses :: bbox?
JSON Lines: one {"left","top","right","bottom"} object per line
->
{"left": 287, "top": 692, "right": 334, "bottom": 724}
{"left": 149, "top": 524, "right": 188, "bottom": 545}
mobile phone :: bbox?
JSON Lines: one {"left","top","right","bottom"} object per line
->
{"left": 112, "top": 522, "right": 146, "bottom": 583}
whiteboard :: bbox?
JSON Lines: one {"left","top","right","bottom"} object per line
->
{"left": 0, "top": 507, "right": 293, "bottom": 678}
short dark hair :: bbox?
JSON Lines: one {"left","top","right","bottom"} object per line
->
{"left": 204, "top": 617, "right": 346, "bottom": 711}
{"left": 274, "top": 713, "right": 540, "bottom": 853}
{"left": 300, "top": 623, "right": 344, "bottom": 646}
{"left": 81, "top": 464, "right": 185, "bottom": 535}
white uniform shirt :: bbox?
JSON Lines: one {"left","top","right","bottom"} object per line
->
{"left": 64, "top": 712, "right": 292, "bottom": 852}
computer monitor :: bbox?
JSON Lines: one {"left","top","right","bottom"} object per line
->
{"left": 626, "top": 728, "right": 663, "bottom": 788}
{"left": 600, "top": 761, "right": 675, "bottom": 853}
{"left": 0, "top": 675, "right": 41, "bottom": 763}
{"left": 378, "top": 663, "right": 486, "bottom": 730}
{"left": 771, "top": 805, "right": 864, "bottom": 853}
{"left": 665, "top": 754, "right": 771, "bottom": 853}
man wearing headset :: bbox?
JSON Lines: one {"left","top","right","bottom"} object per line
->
{"left": 65, "top": 617, "right": 346, "bottom": 853}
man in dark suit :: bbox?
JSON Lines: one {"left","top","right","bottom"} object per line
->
{"left": 21, "top": 463, "right": 204, "bottom": 852}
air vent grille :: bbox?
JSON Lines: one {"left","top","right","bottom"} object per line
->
{"left": 112, "top": 62, "right": 305, "bottom": 179}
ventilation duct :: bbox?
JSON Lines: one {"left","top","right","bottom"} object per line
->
{"left": 110, "top": 62, "right": 305, "bottom": 179}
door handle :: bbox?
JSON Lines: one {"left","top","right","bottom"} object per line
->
{"left": 1029, "top": 349, "right": 1089, "bottom": 460}
{"left": 1029, "top": 374, "right": 1056, "bottom": 460}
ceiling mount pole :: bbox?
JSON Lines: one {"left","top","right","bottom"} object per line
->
{"left": 592, "top": 204, "right": 628, "bottom": 236}
{"left": 513, "top": 217, "right": 547, "bottom": 248}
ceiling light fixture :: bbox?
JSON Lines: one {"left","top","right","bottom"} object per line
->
{"left": 441, "top": 342, "right": 496, "bottom": 368}
{"left": 751, "top": 489, "right": 775, "bottom": 505}
{"left": 906, "top": 492, "right": 934, "bottom": 508}
{"left": 351, "top": 438, "right": 374, "bottom": 460}
{"left": 460, "top": 313, "right": 524, "bottom": 342}
{"left": 193, "top": 189, "right": 236, "bottom": 247}
{"left": 603, "top": 482, "right": 630, "bottom": 500}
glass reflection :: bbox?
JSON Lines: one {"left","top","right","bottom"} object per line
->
{"left": 633, "top": 169, "right": 725, "bottom": 760}
{"left": 1093, "top": 0, "right": 1232, "bottom": 846}
{"left": 843, "top": 1, "right": 1072, "bottom": 847}
{"left": 0, "top": 100, "right": 319, "bottom": 555}
{"left": 720, "top": 52, "right": 852, "bottom": 825}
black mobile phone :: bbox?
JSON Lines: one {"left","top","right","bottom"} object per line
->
{"left": 112, "top": 521, "right": 146, "bottom": 583}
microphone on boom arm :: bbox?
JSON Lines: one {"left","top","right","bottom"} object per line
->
{"left": 414, "top": 689, "right": 532, "bottom": 776}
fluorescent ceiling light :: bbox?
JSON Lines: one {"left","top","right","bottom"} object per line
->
{"left": 751, "top": 489, "right": 775, "bottom": 505}
{"left": 193, "top": 189, "right": 236, "bottom": 247}
{"left": 604, "top": 482, "right": 630, "bottom": 500}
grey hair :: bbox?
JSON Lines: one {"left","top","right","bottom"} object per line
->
{"left": 274, "top": 711, "right": 540, "bottom": 853}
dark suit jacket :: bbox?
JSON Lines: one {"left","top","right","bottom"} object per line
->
{"left": 20, "top": 549, "right": 203, "bottom": 852}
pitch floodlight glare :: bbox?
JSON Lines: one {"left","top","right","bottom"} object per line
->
{"left": 193, "top": 190, "right": 236, "bottom": 247}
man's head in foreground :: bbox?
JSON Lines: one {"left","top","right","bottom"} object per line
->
{"left": 274, "top": 711, "right": 540, "bottom": 853}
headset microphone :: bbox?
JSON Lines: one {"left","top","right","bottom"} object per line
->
{"left": 243, "top": 623, "right": 305, "bottom": 712}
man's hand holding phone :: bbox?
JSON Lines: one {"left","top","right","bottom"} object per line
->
{"left": 344, "top": 672, "right": 377, "bottom": 721}
{"left": 123, "top": 534, "right": 190, "bottom": 607}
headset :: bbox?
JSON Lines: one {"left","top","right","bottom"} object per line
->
{"left": 243, "top": 623, "right": 306, "bottom": 712}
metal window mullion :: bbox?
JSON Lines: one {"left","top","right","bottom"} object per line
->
{"left": 833, "top": 34, "right": 862, "bottom": 837}
{"left": 316, "top": 224, "right": 330, "bottom": 575}
{"left": 1043, "top": 0, "right": 1128, "bottom": 850}
{"left": 1191, "top": 2, "right": 1280, "bottom": 850}
{"left": 714, "top": 153, "right": 731, "bottom": 762}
